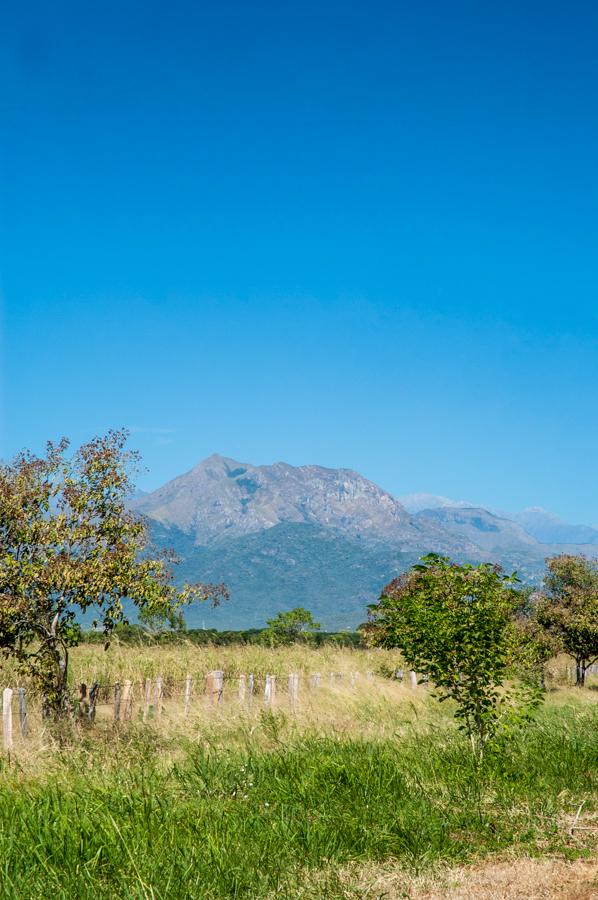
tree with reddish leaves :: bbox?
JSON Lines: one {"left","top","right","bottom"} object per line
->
{"left": 0, "top": 430, "right": 228, "bottom": 717}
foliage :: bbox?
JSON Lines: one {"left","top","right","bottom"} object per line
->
{"left": 0, "top": 430, "right": 228, "bottom": 715}
{"left": 536, "top": 554, "right": 598, "bottom": 685}
{"left": 81, "top": 623, "right": 362, "bottom": 647}
{"left": 261, "top": 606, "right": 321, "bottom": 646}
{"left": 136, "top": 603, "right": 186, "bottom": 635}
{"left": 368, "top": 554, "right": 543, "bottom": 754}
{"left": 510, "top": 587, "right": 560, "bottom": 689}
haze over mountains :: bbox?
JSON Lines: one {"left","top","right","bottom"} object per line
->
{"left": 399, "top": 493, "right": 598, "bottom": 545}
{"left": 131, "top": 454, "right": 597, "bottom": 630}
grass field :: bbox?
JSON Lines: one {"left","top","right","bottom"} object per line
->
{"left": 0, "top": 642, "right": 596, "bottom": 898}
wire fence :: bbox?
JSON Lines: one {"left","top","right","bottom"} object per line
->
{"left": 2, "top": 662, "right": 597, "bottom": 752}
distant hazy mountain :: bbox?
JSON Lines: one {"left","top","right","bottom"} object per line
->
{"left": 510, "top": 507, "right": 598, "bottom": 545}
{"left": 399, "top": 493, "right": 473, "bottom": 513}
{"left": 414, "top": 506, "right": 537, "bottom": 552}
{"left": 401, "top": 494, "right": 598, "bottom": 546}
{"left": 131, "top": 455, "right": 596, "bottom": 629}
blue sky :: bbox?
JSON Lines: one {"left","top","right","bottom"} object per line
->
{"left": 1, "top": 1, "right": 597, "bottom": 523}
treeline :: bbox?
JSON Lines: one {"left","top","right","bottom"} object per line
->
{"left": 81, "top": 624, "right": 363, "bottom": 648}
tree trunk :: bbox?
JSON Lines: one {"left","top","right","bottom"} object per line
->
{"left": 575, "top": 659, "right": 586, "bottom": 687}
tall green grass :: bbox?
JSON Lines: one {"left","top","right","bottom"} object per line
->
{"left": 0, "top": 704, "right": 595, "bottom": 898}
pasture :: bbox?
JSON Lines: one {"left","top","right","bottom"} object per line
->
{"left": 0, "top": 642, "right": 596, "bottom": 898}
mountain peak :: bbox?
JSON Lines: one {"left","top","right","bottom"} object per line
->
{"left": 192, "top": 452, "right": 243, "bottom": 469}
{"left": 133, "top": 454, "right": 418, "bottom": 546}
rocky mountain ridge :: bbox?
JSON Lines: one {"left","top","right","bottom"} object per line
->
{"left": 131, "top": 454, "right": 483, "bottom": 556}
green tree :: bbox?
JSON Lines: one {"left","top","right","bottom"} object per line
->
{"left": 368, "top": 554, "right": 542, "bottom": 755}
{"left": 137, "top": 604, "right": 186, "bottom": 635}
{"left": 0, "top": 430, "right": 228, "bottom": 716}
{"left": 536, "top": 554, "right": 598, "bottom": 686}
{"left": 261, "top": 607, "right": 320, "bottom": 646}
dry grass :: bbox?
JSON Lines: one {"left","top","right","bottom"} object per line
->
{"left": 332, "top": 854, "right": 598, "bottom": 899}
{"left": 1, "top": 642, "right": 596, "bottom": 774}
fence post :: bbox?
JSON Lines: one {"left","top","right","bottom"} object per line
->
{"left": 142, "top": 679, "right": 152, "bottom": 721}
{"left": 264, "top": 674, "right": 276, "bottom": 705}
{"left": 206, "top": 670, "right": 224, "bottom": 706}
{"left": 248, "top": 673, "right": 254, "bottom": 705}
{"left": 89, "top": 682, "right": 100, "bottom": 723}
{"left": 3, "top": 688, "right": 13, "bottom": 753}
{"left": 184, "top": 675, "right": 193, "bottom": 717}
{"left": 309, "top": 672, "right": 321, "bottom": 689}
{"left": 77, "top": 683, "right": 89, "bottom": 720}
{"left": 366, "top": 671, "right": 374, "bottom": 681}
{"left": 288, "top": 673, "right": 299, "bottom": 709}
{"left": 409, "top": 671, "right": 418, "bottom": 689}
{"left": 114, "top": 682, "right": 121, "bottom": 723}
{"left": 122, "top": 680, "right": 133, "bottom": 720}
{"left": 238, "top": 674, "right": 246, "bottom": 704}
{"left": 17, "top": 688, "right": 28, "bottom": 738}
{"left": 155, "top": 677, "right": 163, "bottom": 718}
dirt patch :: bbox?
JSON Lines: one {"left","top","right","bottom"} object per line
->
{"left": 349, "top": 855, "right": 598, "bottom": 899}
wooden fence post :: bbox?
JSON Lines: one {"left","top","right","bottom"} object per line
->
{"left": 184, "top": 675, "right": 193, "bottom": 717}
{"left": 113, "top": 682, "right": 121, "bottom": 723}
{"left": 309, "top": 672, "right": 321, "bottom": 689}
{"left": 89, "top": 682, "right": 99, "bottom": 723}
{"left": 238, "top": 674, "right": 246, "bottom": 704}
{"left": 154, "top": 677, "right": 163, "bottom": 718}
{"left": 366, "top": 671, "right": 374, "bottom": 681}
{"left": 3, "top": 688, "right": 13, "bottom": 753}
{"left": 77, "top": 683, "right": 89, "bottom": 720}
{"left": 288, "top": 673, "right": 299, "bottom": 709}
{"left": 206, "top": 670, "right": 224, "bottom": 706}
{"left": 142, "top": 679, "right": 152, "bottom": 721}
{"left": 409, "top": 671, "right": 418, "bottom": 689}
{"left": 248, "top": 673, "right": 254, "bottom": 705}
{"left": 264, "top": 674, "right": 276, "bottom": 705}
{"left": 17, "top": 688, "right": 28, "bottom": 738}
{"left": 122, "top": 680, "right": 133, "bottom": 720}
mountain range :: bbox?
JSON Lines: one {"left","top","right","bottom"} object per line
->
{"left": 130, "top": 454, "right": 597, "bottom": 630}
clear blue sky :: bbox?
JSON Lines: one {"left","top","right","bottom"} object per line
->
{"left": 1, "top": 1, "right": 597, "bottom": 523}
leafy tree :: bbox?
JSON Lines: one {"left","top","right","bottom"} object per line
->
{"left": 137, "top": 604, "right": 186, "bottom": 635}
{"left": 261, "top": 607, "right": 320, "bottom": 646}
{"left": 0, "top": 430, "right": 228, "bottom": 716}
{"left": 536, "top": 554, "right": 598, "bottom": 686}
{"left": 368, "top": 554, "right": 543, "bottom": 755}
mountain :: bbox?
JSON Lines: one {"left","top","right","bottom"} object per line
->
{"left": 510, "top": 507, "right": 598, "bottom": 545}
{"left": 131, "top": 454, "right": 482, "bottom": 555}
{"left": 399, "top": 493, "right": 473, "bottom": 513}
{"left": 414, "top": 507, "right": 538, "bottom": 552}
{"left": 131, "top": 455, "right": 596, "bottom": 629}
{"left": 401, "top": 495, "right": 598, "bottom": 547}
